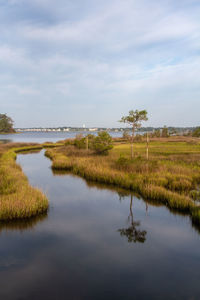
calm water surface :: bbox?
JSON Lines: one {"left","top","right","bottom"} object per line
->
{"left": 0, "top": 131, "right": 123, "bottom": 144}
{"left": 0, "top": 150, "right": 199, "bottom": 299}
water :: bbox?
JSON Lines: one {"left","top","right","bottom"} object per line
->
{"left": 0, "top": 131, "right": 124, "bottom": 144}
{"left": 0, "top": 150, "right": 200, "bottom": 299}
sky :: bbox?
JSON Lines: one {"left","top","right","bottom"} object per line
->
{"left": 0, "top": 0, "right": 200, "bottom": 128}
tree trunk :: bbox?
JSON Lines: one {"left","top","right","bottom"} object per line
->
{"left": 130, "top": 195, "right": 133, "bottom": 225}
{"left": 131, "top": 127, "right": 134, "bottom": 159}
{"left": 86, "top": 136, "right": 88, "bottom": 151}
{"left": 146, "top": 132, "right": 149, "bottom": 160}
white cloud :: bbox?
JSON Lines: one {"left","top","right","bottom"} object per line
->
{"left": 0, "top": 0, "right": 200, "bottom": 126}
{"left": 0, "top": 45, "right": 26, "bottom": 64}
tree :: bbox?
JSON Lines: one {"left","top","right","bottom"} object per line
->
{"left": 122, "top": 130, "right": 131, "bottom": 141}
{"left": 119, "top": 110, "right": 148, "bottom": 158}
{"left": 0, "top": 114, "right": 15, "bottom": 133}
{"left": 86, "top": 134, "right": 96, "bottom": 150}
{"left": 152, "top": 129, "right": 161, "bottom": 138}
{"left": 92, "top": 131, "right": 113, "bottom": 155}
{"left": 170, "top": 127, "right": 177, "bottom": 136}
{"left": 73, "top": 132, "right": 113, "bottom": 155}
{"left": 192, "top": 127, "right": 200, "bottom": 137}
{"left": 74, "top": 133, "right": 85, "bottom": 149}
{"left": 161, "top": 126, "right": 169, "bottom": 137}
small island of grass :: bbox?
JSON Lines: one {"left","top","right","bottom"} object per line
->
{"left": 0, "top": 140, "right": 65, "bottom": 220}
{"left": 0, "top": 143, "right": 49, "bottom": 220}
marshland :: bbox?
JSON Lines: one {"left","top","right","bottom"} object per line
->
{"left": 0, "top": 132, "right": 200, "bottom": 299}
{"left": 45, "top": 135, "right": 200, "bottom": 226}
{"left": 0, "top": 141, "right": 63, "bottom": 220}
{"left": 1, "top": 133, "right": 200, "bottom": 223}
{"left": 2, "top": 0, "right": 200, "bottom": 297}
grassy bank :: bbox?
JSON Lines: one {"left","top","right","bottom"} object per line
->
{"left": 45, "top": 138, "right": 200, "bottom": 225}
{"left": 0, "top": 132, "right": 16, "bottom": 135}
{"left": 0, "top": 141, "right": 64, "bottom": 220}
{"left": 0, "top": 143, "right": 50, "bottom": 220}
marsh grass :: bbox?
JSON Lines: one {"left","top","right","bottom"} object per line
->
{"left": 45, "top": 138, "right": 200, "bottom": 225}
{"left": 0, "top": 143, "right": 49, "bottom": 220}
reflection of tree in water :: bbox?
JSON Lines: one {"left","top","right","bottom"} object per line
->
{"left": 118, "top": 195, "right": 147, "bottom": 243}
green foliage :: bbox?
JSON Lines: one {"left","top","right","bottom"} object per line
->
{"left": 122, "top": 131, "right": 130, "bottom": 140}
{"left": 170, "top": 128, "right": 178, "bottom": 135}
{"left": 64, "top": 139, "right": 74, "bottom": 146}
{"left": 74, "top": 137, "right": 86, "bottom": 149}
{"left": 0, "top": 114, "right": 15, "bottom": 133}
{"left": 119, "top": 110, "right": 148, "bottom": 130}
{"left": 74, "top": 134, "right": 96, "bottom": 150}
{"left": 116, "top": 155, "right": 130, "bottom": 169}
{"left": 192, "top": 127, "right": 200, "bottom": 137}
{"left": 134, "top": 134, "right": 143, "bottom": 142}
{"left": 190, "top": 190, "right": 200, "bottom": 201}
{"left": 74, "top": 133, "right": 85, "bottom": 149}
{"left": 92, "top": 131, "right": 113, "bottom": 155}
{"left": 161, "top": 126, "right": 169, "bottom": 137}
{"left": 73, "top": 132, "right": 113, "bottom": 154}
{"left": 119, "top": 110, "right": 148, "bottom": 128}
{"left": 119, "top": 110, "right": 148, "bottom": 158}
{"left": 152, "top": 129, "right": 161, "bottom": 138}
{"left": 86, "top": 134, "right": 96, "bottom": 149}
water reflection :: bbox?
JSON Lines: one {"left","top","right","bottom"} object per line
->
{"left": 17, "top": 149, "right": 41, "bottom": 155}
{"left": 53, "top": 169, "right": 137, "bottom": 196}
{"left": 0, "top": 213, "right": 47, "bottom": 233}
{"left": 1, "top": 150, "right": 199, "bottom": 300}
{"left": 0, "top": 131, "right": 123, "bottom": 144}
{"left": 118, "top": 195, "right": 147, "bottom": 243}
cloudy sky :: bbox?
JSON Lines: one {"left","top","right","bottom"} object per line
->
{"left": 0, "top": 0, "right": 200, "bottom": 128}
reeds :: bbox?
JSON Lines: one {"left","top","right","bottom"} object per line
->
{"left": 45, "top": 139, "right": 200, "bottom": 225}
{"left": 0, "top": 144, "right": 49, "bottom": 220}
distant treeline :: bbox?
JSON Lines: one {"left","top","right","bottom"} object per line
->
{"left": 16, "top": 126, "right": 199, "bottom": 132}
{"left": 136, "top": 127, "right": 199, "bottom": 132}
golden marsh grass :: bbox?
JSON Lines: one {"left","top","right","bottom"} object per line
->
{"left": 0, "top": 143, "right": 48, "bottom": 220}
{"left": 45, "top": 138, "right": 200, "bottom": 225}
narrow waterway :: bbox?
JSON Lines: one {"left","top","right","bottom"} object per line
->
{"left": 0, "top": 150, "right": 199, "bottom": 300}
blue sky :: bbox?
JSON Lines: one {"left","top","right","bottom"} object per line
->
{"left": 0, "top": 0, "right": 200, "bottom": 128}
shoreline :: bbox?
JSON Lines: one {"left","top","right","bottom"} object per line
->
{"left": 0, "top": 137, "right": 200, "bottom": 224}
{"left": 0, "top": 131, "right": 18, "bottom": 135}
{"left": 45, "top": 139, "right": 200, "bottom": 226}
{"left": 0, "top": 142, "right": 63, "bottom": 221}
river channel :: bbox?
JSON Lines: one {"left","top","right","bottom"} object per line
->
{"left": 0, "top": 150, "right": 199, "bottom": 300}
